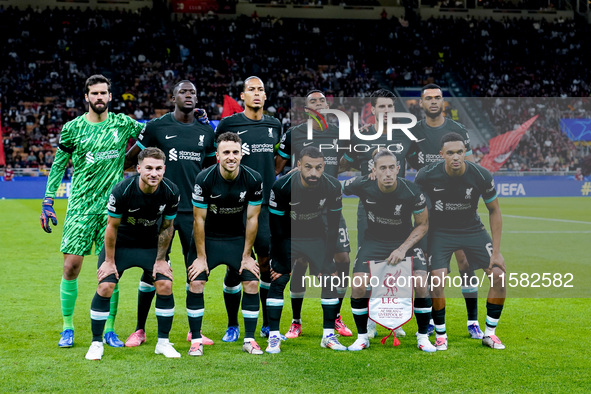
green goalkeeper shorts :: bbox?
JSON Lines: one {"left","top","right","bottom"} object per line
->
{"left": 60, "top": 213, "right": 108, "bottom": 256}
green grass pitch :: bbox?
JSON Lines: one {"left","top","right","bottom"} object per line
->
{"left": 0, "top": 197, "right": 589, "bottom": 392}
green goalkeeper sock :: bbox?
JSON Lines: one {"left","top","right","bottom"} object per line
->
{"left": 104, "top": 284, "right": 119, "bottom": 333}
{"left": 60, "top": 277, "right": 78, "bottom": 331}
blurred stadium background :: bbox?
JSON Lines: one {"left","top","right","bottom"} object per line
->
{"left": 1, "top": 0, "right": 590, "bottom": 190}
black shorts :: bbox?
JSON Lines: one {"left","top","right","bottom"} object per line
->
{"left": 354, "top": 238, "right": 427, "bottom": 274}
{"left": 270, "top": 239, "right": 292, "bottom": 275}
{"left": 323, "top": 210, "right": 351, "bottom": 254}
{"left": 335, "top": 214, "right": 351, "bottom": 253}
{"left": 253, "top": 205, "right": 270, "bottom": 258}
{"left": 428, "top": 228, "right": 493, "bottom": 272}
{"left": 97, "top": 247, "right": 171, "bottom": 284}
{"left": 271, "top": 237, "right": 333, "bottom": 277}
{"left": 191, "top": 236, "right": 258, "bottom": 282}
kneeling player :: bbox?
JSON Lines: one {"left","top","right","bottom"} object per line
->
{"left": 415, "top": 132, "right": 506, "bottom": 350}
{"left": 186, "top": 132, "right": 264, "bottom": 356}
{"left": 343, "top": 149, "right": 435, "bottom": 352}
{"left": 85, "top": 147, "right": 180, "bottom": 360}
{"left": 266, "top": 147, "right": 346, "bottom": 353}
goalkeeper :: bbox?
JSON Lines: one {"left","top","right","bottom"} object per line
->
{"left": 40, "top": 74, "right": 145, "bottom": 348}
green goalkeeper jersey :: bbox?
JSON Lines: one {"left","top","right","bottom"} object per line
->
{"left": 44, "top": 112, "right": 145, "bottom": 215}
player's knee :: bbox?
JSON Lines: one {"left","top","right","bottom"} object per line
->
{"left": 290, "top": 276, "right": 306, "bottom": 292}
{"left": 63, "top": 255, "right": 83, "bottom": 278}
{"left": 155, "top": 280, "right": 172, "bottom": 296}
{"left": 490, "top": 267, "right": 505, "bottom": 286}
{"left": 351, "top": 285, "right": 365, "bottom": 299}
{"left": 430, "top": 269, "right": 447, "bottom": 289}
{"left": 413, "top": 271, "right": 429, "bottom": 298}
{"left": 243, "top": 280, "right": 259, "bottom": 294}
{"left": 431, "top": 286, "right": 445, "bottom": 299}
{"left": 189, "top": 281, "right": 205, "bottom": 293}
{"left": 351, "top": 273, "right": 367, "bottom": 298}
{"left": 97, "top": 282, "right": 116, "bottom": 297}
{"left": 430, "top": 271, "right": 446, "bottom": 298}
{"left": 269, "top": 275, "right": 289, "bottom": 298}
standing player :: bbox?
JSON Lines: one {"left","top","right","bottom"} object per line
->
{"left": 124, "top": 80, "right": 216, "bottom": 347}
{"left": 186, "top": 132, "right": 264, "bottom": 356}
{"left": 40, "top": 74, "right": 145, "bottom": 348}
{"left": 342, "top": 150, "right": 435, "bottom": 352}
{"left": 266, "top": 146, "right": 346, "bottom": 353}
{"left": 275, "top": 90, "right": 353, "bottom": 339}
{"left": 408, "top": 83, "right": 483, "bottom": 339}
{"left": 214, "top": 76, "right": 282, "bottom": 340}
{"left": 85, "top": 148, "right": 181, "bottom": 360}
{"left": 415, "top": 132, "right": 506, "bottom": 350}
{"left": 340, "top": 89, "right": 420, "bottom": 243}
{"left": 339, "top": 88, "right": 420, "bottom": 338}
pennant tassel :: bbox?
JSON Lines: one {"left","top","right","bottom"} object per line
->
{"left": 392, "top": 330, "right": 400, "bottom": 347}
{"left": 380, "top": 330, "right": 401, "bottom": 346}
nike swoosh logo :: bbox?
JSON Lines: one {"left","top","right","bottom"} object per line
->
{"left": 237, "top": 130, "right": 248, "bottom": 135}
{"left": 289, "top": 202, "right": 301, "bottom": 206}
{"left": 303, "top": 142, "right": 314, "bottom": 146}
{"left": 210, "top": 194, "right": 221, "bottom": 198}
{"left": 416, "top": 138, "right": 426, "bottom": 143}
{"left": 165, "top": 135, "right": 177, "bottom": 139}
{"left": 128, "top": 208, "right": 140, "bottom": 212}
{"left": 365, "top": 200, "right": 377, "bottom": 204}
{"left": 81, "top": 137, "right": 91, "bottom": 144}
{"left": 343, "top": 243, "right": 350, "bottom": 247}
{"left": 433, "top": 188, "right": 445, "bottom": 191}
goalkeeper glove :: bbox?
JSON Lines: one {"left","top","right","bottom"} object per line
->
{"left": 195, "top": 108, "right": 209, "bottom": 125}
{"left": 40, "top": 197, "right": 58, "bottom": 233}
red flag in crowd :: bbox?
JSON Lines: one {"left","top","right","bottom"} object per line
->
{"left": 361, "top": 102, "right": 374, "bottom": 126}
{"left": 481, "top": 115, "right": 538, "bottom": 173}
{"left": 221, "top": 95, "right": 243, "bottom": 119}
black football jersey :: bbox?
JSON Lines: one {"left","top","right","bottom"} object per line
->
{"left": 107, "top": 175, "right": 180, "bottom": 248}
{"left": 215, "top": 113, "right": 281, "bottom": 204}
{"left": 408, "top": 118, "right": 472, "bottom": 169}
{"left": 343, "top": 175, "right": 426, "bottom": 242}
{"left": 136, "top": 113, "right": 215, "bottom": 212}
{"left": 414, "top": 161, "right": 497, "bottom": 232}
{"left": 192, "top": 164, "right": 263, "bottom": 238}
{"left": 269, "top": 171, "right": 342, "bottom": 239}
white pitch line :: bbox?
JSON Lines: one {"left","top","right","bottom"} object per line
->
{"left": 504, "top": 215, "right": 591, "bottom": 225}
{"left": 505, "top": 231, "right": 591, "bottom": 234}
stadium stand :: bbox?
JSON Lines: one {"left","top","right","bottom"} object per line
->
{"left": 0, "top": 4, "right": 589, "bottom": 173}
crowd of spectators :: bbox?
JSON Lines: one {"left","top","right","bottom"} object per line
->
{"left": 1, "top": 5, "right": 589, "bottom": 174}
{"left": 478, "top": 0, "right": 564, "bottom": 10}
